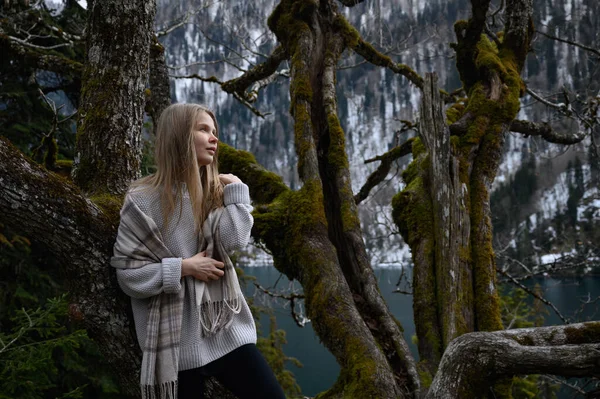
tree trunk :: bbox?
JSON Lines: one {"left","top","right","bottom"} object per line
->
{"left": 265, "top": 0, "right": 419, "bottom": 396}
{"left": 72, "top": 0, "right": 155, "bottom": 195}
{"left": 393, "top": 0, "right": 535, "bottom": 388}
{"left": 0, "top": 137, "right": 141, "bottom": 397}
{"left": 148, "top": 34, "right": 171, "bottom": 133}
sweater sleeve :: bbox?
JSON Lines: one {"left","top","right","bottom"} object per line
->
{"left": 113, "top": 193, "right": 183, "bottom": 299}
{"left": 220, "top": 183, "right": 254, "bottom": 253}
{"left": 116, "top": 257, "right": 182, "bottom": 299}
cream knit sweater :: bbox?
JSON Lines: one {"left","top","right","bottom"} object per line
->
{"left": 116, "top": 182, "right": 257, "bottom": 371}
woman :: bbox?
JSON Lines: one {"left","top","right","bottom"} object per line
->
{"left": 111, "top": 103, "right": 285, "bottom": 399}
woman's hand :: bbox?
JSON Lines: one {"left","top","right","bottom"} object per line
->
{"left": 181, "top": 251, "right": 225, "bottom": 282}
{"left": 219, "top": 173, "right": 242, "bottom": 185}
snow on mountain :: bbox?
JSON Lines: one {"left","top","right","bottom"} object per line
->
{"left": 156, "top": 0, "right": 598, "bottom": 268}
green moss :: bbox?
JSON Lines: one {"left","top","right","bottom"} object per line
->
{"left": 564, "top": 322, "right": 600, "bottom": 344}
{"left": 446, "top": 102, "right": 465, "bottom": 125}
{"left": 417, "top": 363, "right": 433, "bottom": 389}
{"left": 293, "top": 104, "right": 313, "bottom": 179}
{"left": 218, "top": 143, "right": 288, "bottom": 204}
{"left": 89, "top": 193, "right": 124, "bottom": 226}
{"left": 449, "top": 135, "right": 460, "bottom": 153}
{"left": 333, "top": 14, "right": 361, "bottom": 48}
{"left": 267, "top": 0, "right": 312, "bottom": 50}
{"left": 326, "top": 113, "right": 349, "bottom": 170}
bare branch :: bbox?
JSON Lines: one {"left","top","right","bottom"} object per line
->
{"left": 253, "top": 282, "right": 307, "bottom": 328}
{"left": 510, "top": 119, "right": 586, "bottom": 144}
{"left": 167, "top": 58, "right": 245, "bottom": 70}
{"left": 537, "top": 30, "right": 600, "bottom": 58}
{"left": 222, "top": 45, "right": 287, "bottom": 101}
{"left": 169, "top": 74, "right": 270, "bottom": 118}
{"left": 3, "top": 34, "right": 73, "bottom": 50}
{"left": 526, "top": 87, "right": 567, "bottom": 111}
{"left": 354, "top": 138, "right": 414, "bottom": 205}
{"left": 155, "top": 2, "right": 218, "bottom": 37}
{"left": 199, "top": 27, "right": 257, "bottom": 69}
{"left": 498, "top": 268, "right": 570, "bottom": 324}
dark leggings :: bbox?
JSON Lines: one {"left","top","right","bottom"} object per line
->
{"left": 177, "top": 343, "right": 286, "bottom": 399}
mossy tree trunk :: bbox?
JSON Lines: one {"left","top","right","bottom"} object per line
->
{"left": 260, "top": 0, "right": 420, "bottom": 396}
{"left": 393, "top": 0, "right": 535, "bottom": 391}
{"left": 72, "top": 0, "right": 155, "bottom": 195}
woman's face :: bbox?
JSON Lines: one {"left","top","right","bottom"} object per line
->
{"left": 193, "top": 111, "right": 218, "bottom": 166}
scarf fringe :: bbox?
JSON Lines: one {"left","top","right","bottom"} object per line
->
{"left": 199, "top": 297, "right": 242, "bottom": 336}
{"left": 142, "top": 381, "right": 178, "bottom": 399}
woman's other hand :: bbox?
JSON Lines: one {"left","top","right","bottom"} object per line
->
{"left": 219, "top": 173, "right": 242, "bottom": 185}
{"left": 181, "top": 251, "right": 225, "bottom": 282}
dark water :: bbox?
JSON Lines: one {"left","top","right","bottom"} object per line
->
{"left": 242, "top": 266, "right": 600, "bottom": 397}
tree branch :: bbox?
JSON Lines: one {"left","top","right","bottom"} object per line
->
{"left": 171, "top": 46, "right": 286, "bottom": 118}
{"left": 351, "top": 36, "right": 424, "bottom": 89}
{"left": 354, "top": 138, "right": 414, "bottom": 205}
{"left": 253, "top": 283, "right": 307, "bottom": 328}
{"left": 427, "top": 322, "right": 600, "bottom": 398}
{"left": 0, "top": 136, "right": 140, "bottom": 396}
{"left": 221, "top": 45, "right": 287, "bottom": 101}
{"left": 498, "top": 268, "right": 570, "bottom": 324}
{"left": 155, "top": 2, "right": 216, "bottom": 37}
{"left": 537, "top": 30, "right": 600, "bottom": 58}
{"left": 0, "top": 35, "right": 83, "bottom": 76}
{"left": 510, "top": 119, "right": 586, "bottom": 144}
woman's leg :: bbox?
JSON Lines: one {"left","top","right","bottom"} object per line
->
{"left": 178, "top": 367, "right": 206, "bottom": 399}
{"left": 209, "top": 344, "right": 286, "bottom": 399}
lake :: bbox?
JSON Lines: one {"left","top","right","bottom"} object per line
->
{"left": 242, "top": 266, "right": 600, "bottom": 397}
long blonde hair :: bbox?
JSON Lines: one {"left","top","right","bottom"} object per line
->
{"left": 134, "top": 103, "right": 224, "bottom": 232}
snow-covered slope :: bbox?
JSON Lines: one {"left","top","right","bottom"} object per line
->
{"left": 156, "top": 0, "right": 599, "bottom": 268}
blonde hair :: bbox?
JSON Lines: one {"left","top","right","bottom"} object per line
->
{"left": 134, "top": 103, "right": 224, "bottom": 232}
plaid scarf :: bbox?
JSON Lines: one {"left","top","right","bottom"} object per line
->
{"left": 111, "top": 199, "right": 243, "bottom": 399}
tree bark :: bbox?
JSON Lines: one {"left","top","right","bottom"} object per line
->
{"left": 427, "top": 322, "right": 600, "bottom": 398}
{"left": 148, "top": 34, "right": 171, "bottom": 133}
{"left": 265, "top": 1, "right": 419, "bottom": 396}
{"left": 72, "top": 0, "right": 155, "bottom": 195}
{"left": 0, "top": 136, "right": 140, "bottom": 397}
{"left": 393, "top": 1, "right": 535, "bottom": 387}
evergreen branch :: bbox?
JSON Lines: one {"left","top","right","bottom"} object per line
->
{"left": 354, "top": 138, "right": 414, "bottom": 205}
{"left": 537, "top": 30, "right": 600, "bottom": 57}
{"left": 498, "top": 268, "right": 570, "bottom": 324}
{"left": 510, "top": 119, "right": 586, "bottom": 144}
